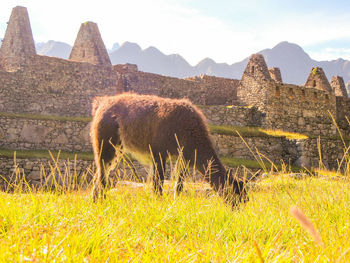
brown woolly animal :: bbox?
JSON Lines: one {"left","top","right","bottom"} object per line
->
{"left": 90, "top": 93, "right": 246, "bottom": 205}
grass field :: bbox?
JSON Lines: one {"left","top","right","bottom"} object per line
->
{"left": 0, "top": 174, "right": 349, "bottom": 262}
{"left": 1, "top": 112, "right": 349, "bottom": 261}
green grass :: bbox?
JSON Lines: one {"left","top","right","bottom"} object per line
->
{"left": 0, "top": 149, "right": 94, "bottom": 161}
{"left": 220, "top": 156, "right": 301, "bottom": 172}
{"left": 210, "top": 124, "right": 308, "bottom": 139}
{"left": 0, "top": 148, "right": 303, "bottom": 172}
{"left": 0, "top": 112, "right": 91, "bottom": 123}
{"left": 0, "top": 176, "right": 349, "bottom": 261}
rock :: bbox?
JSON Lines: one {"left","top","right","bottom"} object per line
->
{"left": 79, "top": 123, "right": 91, "bottom": 143}
{"left": 297, "top": 117, "right": 305, "bottom": 126}
{"left": 20, "top": 124, "right": 52, "bottom": 143}
{"left": 27, "top": 103, "right": 41, "bottom": 111}
{"left": 294, "top": 155, "right": 310, "bottom": 168}
{"left": 28, "top": 170, "right": 42, "bottom": 181}
{"left": 55, "top": 133, "right": 68, "bottom": 144}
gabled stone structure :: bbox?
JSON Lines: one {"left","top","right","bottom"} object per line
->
{"left": 69, "top": 22, "right": 111, "bottom": 66}
{"left": 305, "top": 67, "right": 332, "bottom": 93}
{"left": 330, "top": 76, "right": 347, "bottom": 97}
{"left": 242, "top": 54, "right": 271, "bottom": 81}
{"left": 268, "top": 67, "right": 282, "bottom": 83}
{"left": 0, "top": 6, "right": 36, "bottom": 70}
{"left": 237, "top": 54, "right": 272, "bottom": 111}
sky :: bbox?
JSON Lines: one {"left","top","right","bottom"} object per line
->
{"left": 1, "top": 0, "right": 350, "bottom": 65}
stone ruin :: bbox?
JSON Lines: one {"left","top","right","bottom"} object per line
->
{"left": 268, "top": 67, "right": 282, "bottom": 83}
{"left": 330, "top": 76, "right": 347, "bottom": 97}
{"left": 1, "top": 6, "right": 350, "bottom": 187}
{"left": 0, "top": 6, "right": 36, "bottom": 71}
{"left": 305, "top": 67, "right": 333, "bottom": 93}
{"left": 69, "top": 21, "right": 111, "bottom": 66}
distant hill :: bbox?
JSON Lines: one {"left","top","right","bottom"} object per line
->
{"left": 36, "top": 40, "right": 72, "bottom": 59}
{"left": 3, "top": 39, "right": 350, "bottom": 85}
{"left": 109, "top": 42, "right": 194, "bottom": 77}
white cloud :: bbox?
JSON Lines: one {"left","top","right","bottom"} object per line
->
{"left": 308, "top": 48, "right": 350, "bottom": 61}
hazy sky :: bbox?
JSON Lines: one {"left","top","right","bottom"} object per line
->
{"left": 1, "top": 0, "right": 350, "bottom": 65}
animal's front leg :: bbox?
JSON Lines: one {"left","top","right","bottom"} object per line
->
{"left": 92, "top": 166, "right": 104, "bottom": 201}
{"left": 152, "top": 154, "right": 166, "bottom": 195}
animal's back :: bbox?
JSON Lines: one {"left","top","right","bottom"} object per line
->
{"left": 95, "top": 93, "right": 212, "bottom": 161}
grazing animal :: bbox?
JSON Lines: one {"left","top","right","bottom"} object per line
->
{"left": 90, "top": 93, "right": 246, "bottom": 205}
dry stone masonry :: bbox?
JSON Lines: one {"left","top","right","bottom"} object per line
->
{"left": 305, "top": 67, "right": 333, "bottom": 93}
{"left": 69, "top": 22, "right": 111, "bottom": 66}
{"left": 330, "top": 76, "right": 347, "bottom": 97}
{"left": 268, "top": 67, "right": 282, "bottom": 83}
{"left": 0, "top": 6, "right": 36, "bottom": 71}
{"left": 1, "top": 6, "right": 350, "bottom": 186}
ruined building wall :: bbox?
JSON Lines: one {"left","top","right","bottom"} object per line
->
{"left": 0, "top": 55, "right": 120, "bottom": 116}
{"left": 199, "top": 105, "right": 263, "bottom": 127}
{"left": 0, "top": 59, "right": 239, "bottom": 117}
{"left": 330, "top": 76, "right": 348, "bottom": 98}
{"left": 268, "top": 67, "right": 282, "bottom": 83}
{"left": 0, "top": 6, "right": 36, "bottom": 71}
{"left": 69, "top": 22, "right": 111, "bottom": 66}
{"left": 305, "top": 67, "right": 333, "bottom": 93}
{"left": 335, "top": 96, "right": 350, "bottom": 135}
{"left": 264, "top": 83, "right": 337, "bottom": 136}
{"left": 0, "top": 116, "right": 91, "bottom": 152}
{"left": 237, "top": 54, "right": 273, "bottom": 111}
{"left": 116, "top": 69, "right": 239, "bottom": 105}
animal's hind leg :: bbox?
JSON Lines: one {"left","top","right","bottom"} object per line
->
{"left": 174, "top": 156, "right": 189, "bottom": 194}
{"left": 176, "top": 171, "right": 186, "bottom": 194}
{"left": 152, "top": 153, "right": 166, "bottom": 195}
{"left": 92, "top": 139, "right": 117, "bottom": 201}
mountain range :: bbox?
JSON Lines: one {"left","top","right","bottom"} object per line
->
{"left": 1, "top": 38, "right": 350, "bottom": 85}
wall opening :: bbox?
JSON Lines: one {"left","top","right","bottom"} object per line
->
{"left": 275, "top": 86, "right": 280, "bottom": 97}
{"left": 313, "top": 80, "right": 317, "bottom": 87}
{"left": 301, "top": 89, "right": 306, "bottom": 100}
{"left": 313, "top": 92, "right": 317, "bottom": 101}
{"left": 288, "top": 87, "right": 293, "bottom": 99}
{"left": 251, "top": 66, "right": 255, "bottom": 74}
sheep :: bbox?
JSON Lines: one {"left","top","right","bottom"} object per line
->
{"left": 90, "top": 93, "right": 247, "bottom": 205}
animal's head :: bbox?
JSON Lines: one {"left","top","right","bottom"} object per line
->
{"left": 221, "top": 170, "right": 249, "bottom": 207}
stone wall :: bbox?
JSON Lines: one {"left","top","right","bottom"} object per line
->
{"left": 213, "top": 134, "right": 299, "bottom": 164}
{"left": 0, "top": 6, "right": 36, "bottom": 70}
{"left": 268, "top": 67, "right": 282, "bottom": 83}
{"left": 199, "top": 105, "right": 263, "bottom": 127}
{"left": 331, "top": 76, "right": 347, "bottom": 98}
{"left": 335, "top": 96, "right": 350, "bottom": 135}
{"left": 264, "top": 83, "right": 337, "bottom": 136}
{"left": 0, "top": 55, "right": 119, "bottom": 116}
{"left": 237, "top": 54, "right": 272, "bottom": 111}
{"left": 304, "top": 67, "right": 332, "bottom": 93}
{"left": 298, "top": 137, "right": 349, "bottom": 170}
{"left": 0, "top": 116, "right": 91, "bottom": 151}
{"left": 0, "top": 56, "right": 239, "bottom": 118}
{"left": 119, "top": 70, "right": 239, "bottom": 105}
{"left": 69, "top": 22, "right": 111, "bottom": 66}
{"left": 0, "top": 157, "right": 93, "bottom": 190}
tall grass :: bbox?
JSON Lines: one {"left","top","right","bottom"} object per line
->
{"left": 0, "top": 146, "right": 349, "bottom": 261}
{"left": 1, "top": 112, "right": 350, "bottom": 261}
{"left": 0, "top": 172, "right": 349, "bottom": 261}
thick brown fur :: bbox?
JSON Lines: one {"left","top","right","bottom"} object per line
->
{"left": 90, "top": 93, "right": 246, "bottom": 205}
